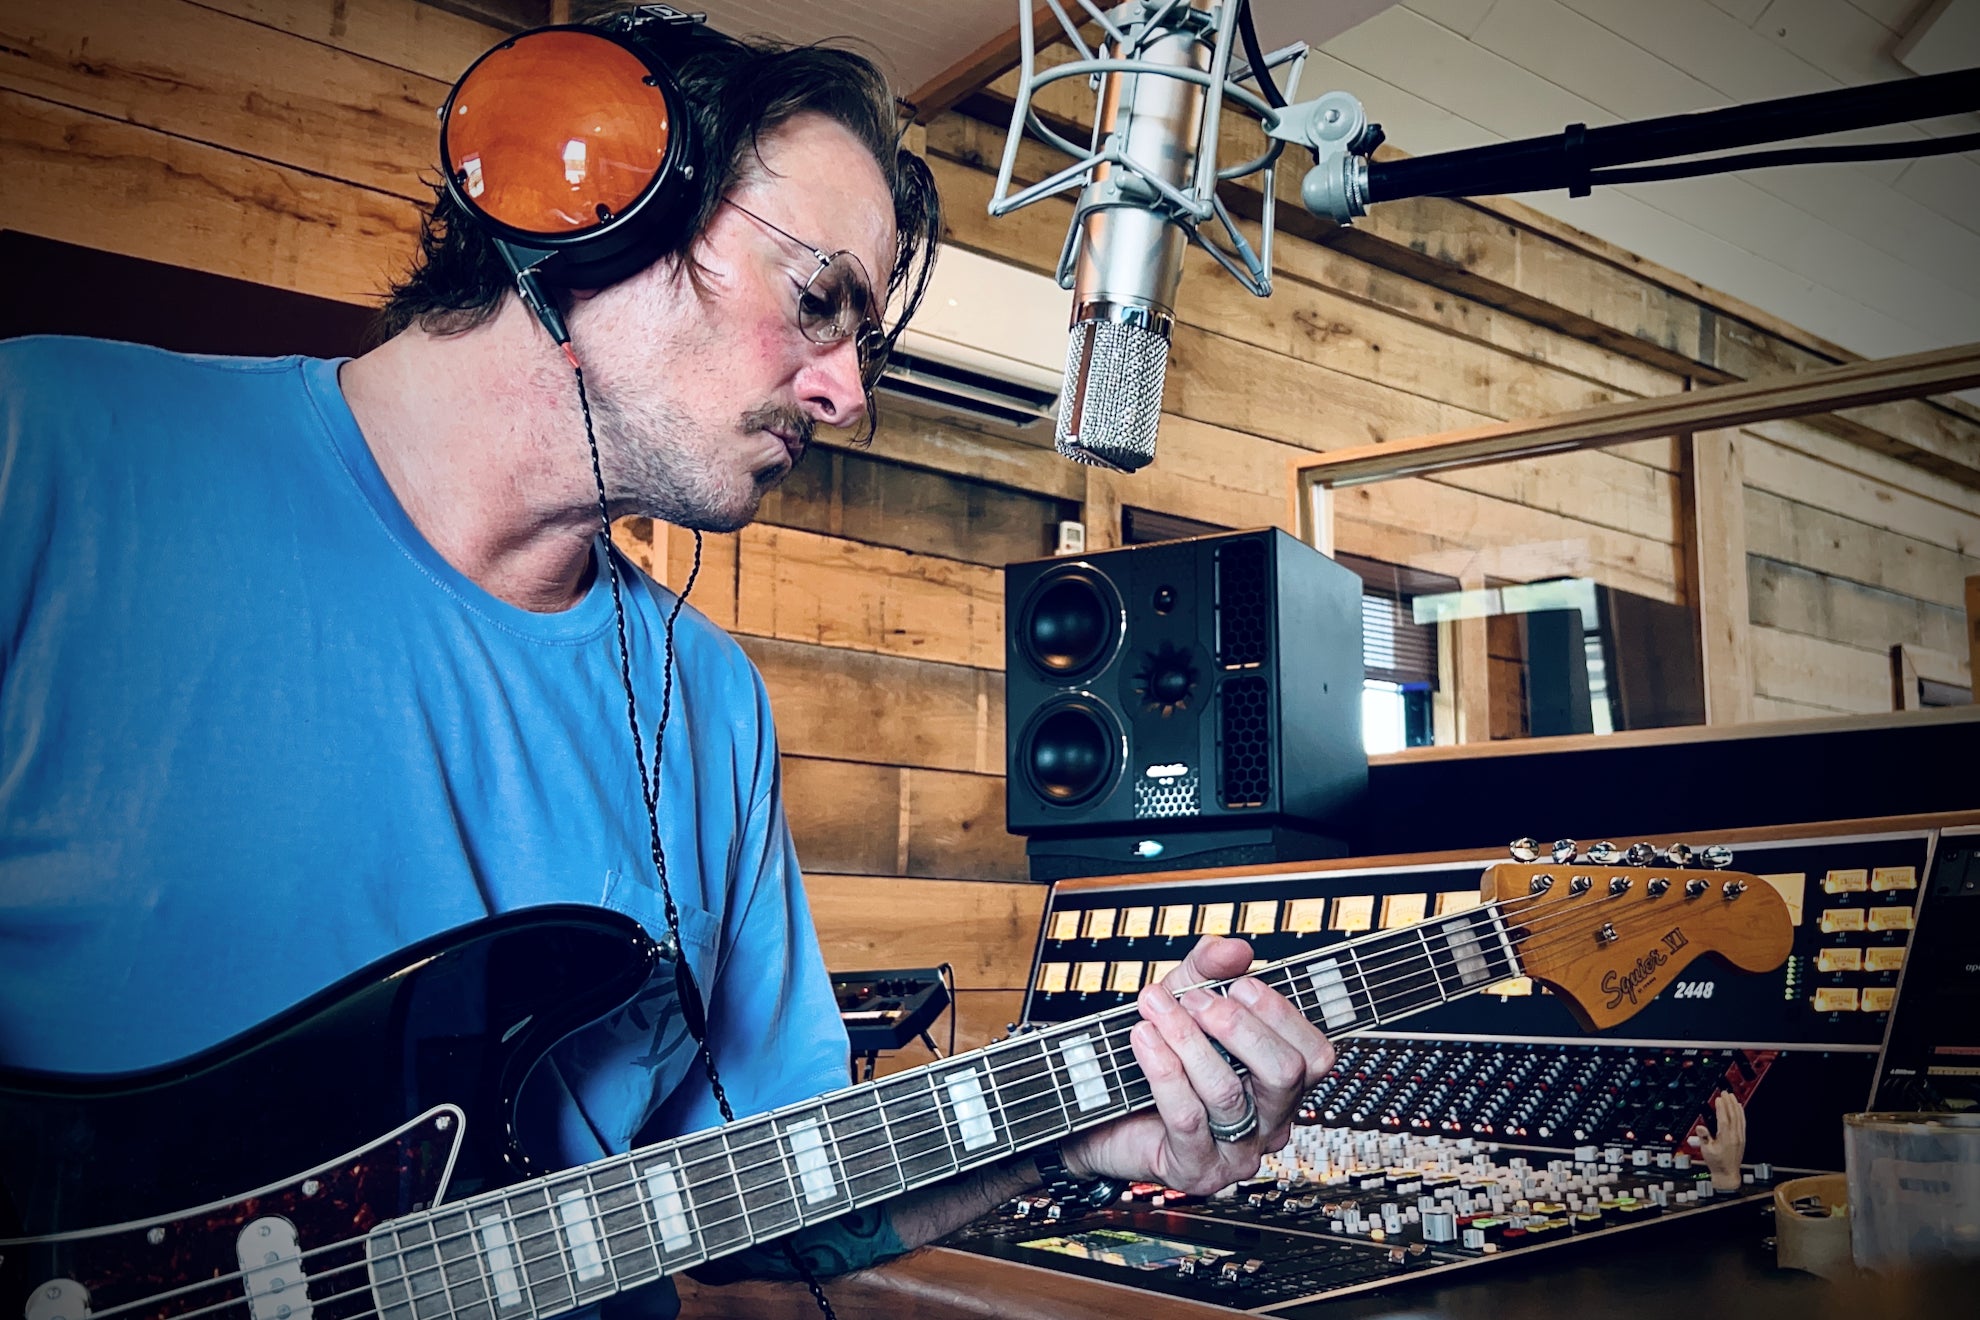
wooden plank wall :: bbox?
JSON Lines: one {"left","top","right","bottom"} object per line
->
{"left": 1737, "top": 418, "right": 1978, "bottom": 717}
{"left": 5, "top": 0, "right": 1976, "bottom": 1070}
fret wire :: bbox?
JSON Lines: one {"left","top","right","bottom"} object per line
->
{"left": 463, "top": 1212, "right": 500, "bottom": 1320}
{"left": 375, "top": 907, "right": 1560, "bottom": 1320}
{"left": 500, "top": 1192, "right": 542, "bottom": 1320}
{"left": 378, "top": 899, "right": 1539, "bottom": 1308}
{"left": 866, "top": 1082, "right": 909, "bottom": 1199}
{"left": 922, "top": 1070, "right": 964, "bottom": 1177}
{"left": 1416, "top": 926, "right": 1451, "bottom": 1002}
{"left": 1032, "top": 1030, "right": 1079, "bottom": 1139}
{"left": 425, "top": 1219, "right": 463, "bottom": 1320}
{"left": 766, "top": 1114, "right": 804, "bottom": 1230}
{"left": 623, "top": 1154, "right": 668, "bottom": 1283}
{"left": 972, "top": 1042, "right": 1020, "bottom": 1161}
{"left": 1344, "top": 944, "right": 1381, "bottom": 1024}
{"left": 582, "top": 1167, "right": 623, "bottom": 1296}
{"left": 1097, "top": 1011, "right": 1145, "bottom": 1114}
{"left": 815, "top": 1102, "right": 853, "bottom": 1214}
{"left": 431, "top": 929, "right": 1461, "bottom": 1288}
{"left": 716, "top": 1129, "right": 756, "bottom": 1244}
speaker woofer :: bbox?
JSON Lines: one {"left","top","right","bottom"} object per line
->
{"left": 1017, "top": 567, "right": 1122, "bottom": 680}
{"left": 1017, "top": 698, "right": 1121, "bottom": 807}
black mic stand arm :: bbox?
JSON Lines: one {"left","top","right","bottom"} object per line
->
{"left": 1283, "top": 65, "right": 1980, "bottom": 223}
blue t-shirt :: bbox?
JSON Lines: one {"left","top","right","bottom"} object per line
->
{"left": 0, "top": 337, "right": 881, "bottom": 1304}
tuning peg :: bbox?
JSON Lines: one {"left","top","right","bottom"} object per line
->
{"left": 1551, "top": 839, "right": 1579, "bottom": 864}
{"left": 1588, "top": 841, "right": 1622, "bottom": 865}
{"left": 1663, "top": 842, "right": 1694, "bottom": 867}
{"left": 1510, "top": 837, "right": 1541, "bottom": 862}
{"left": 1701, "top": 844, "right": 1734, "bottom": 869}
{"left": 1624, "top": 842, "right": 1656, "bottom": 867}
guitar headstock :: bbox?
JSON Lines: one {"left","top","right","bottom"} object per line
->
{"left": 1483, "top": 856, "right": 1792, "bottom": 1032}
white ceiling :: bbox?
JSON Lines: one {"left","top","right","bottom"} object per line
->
{"left": 1310, "top": 0, "right": 1980, "bottom": 370}
{"left": 696, "top": 0, "right": 1980, "bottom": 372}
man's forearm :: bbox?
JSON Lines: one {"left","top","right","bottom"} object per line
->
{"left": 886, "top": 1152, "right": 1045, "bottom": 1250}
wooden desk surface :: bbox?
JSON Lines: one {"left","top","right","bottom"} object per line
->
{"left": 675, "top": 1210, "right": 1978, "bottom": 1319}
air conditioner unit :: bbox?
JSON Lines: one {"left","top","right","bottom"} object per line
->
{"left": 880, "top": 245, "right": 1066, "bottom": 429}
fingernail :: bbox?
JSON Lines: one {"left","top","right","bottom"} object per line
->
{"left": 1229, "top": 977, "right": 1263, "bottom": 1006}
{"left": 1182, "top": 988, "right": 1215, "bottom": 1012}
{"left": 1142, "top": 986, "right": 1177, "bottom": 1015}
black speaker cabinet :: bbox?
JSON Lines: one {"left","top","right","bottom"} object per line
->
{"left": 1004, "top": 528, "right": 1367, "bottom": 854}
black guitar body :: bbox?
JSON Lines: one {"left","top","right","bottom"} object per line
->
{"left": 0, "top": 907, "right": 656, "bottom": 1319}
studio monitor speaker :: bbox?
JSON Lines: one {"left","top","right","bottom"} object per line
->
{"left": 1004, "top": 528, "right": 1366, "bottom": 851}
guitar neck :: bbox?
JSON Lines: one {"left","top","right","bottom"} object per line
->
{"left": 364, "top": 902, "right": 1521, "bottom": 1320}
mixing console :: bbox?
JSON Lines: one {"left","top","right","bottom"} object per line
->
{"left": 943, "top": 1124, "right": 1781, "bottom": 1314}
{"left": 1299, "top": 1037, "right": 1771, "bottom": 1146}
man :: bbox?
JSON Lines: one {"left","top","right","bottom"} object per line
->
{"left": 0, "top": 13, "right": 1333, "bottom": 1315}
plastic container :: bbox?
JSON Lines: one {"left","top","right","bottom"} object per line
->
{"left": 1843, "top": 1112, "right": 1980, "bottom": 1273}
{"left": 1774, "top": 1173, "right": 1852, "bottom": 1279}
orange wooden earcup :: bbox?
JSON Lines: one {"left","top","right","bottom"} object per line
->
{"left": 442, "top": 28, "right": 674, "bottom": 239}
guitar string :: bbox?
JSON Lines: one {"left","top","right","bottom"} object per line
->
{"left": 67, "top": 899, "right": 1521, "bottom": 1320}
{"left": 179, "top": 891, "right": 1674, "bottom": 1320}
{"left": 76, "top": 882, "right": 1733, "bottom": 1320}
{"left": 336, "top": 890, "right": 1685, "bottom": 1308}
{"left": 343, "top": 884, "right": 1731, "bottom": 1290}
{"left": 72, "top": 885, "right": 1684, "bottom": 1320}
{"left": 76, "top": 890, "right": 1616, "bottom": 1320}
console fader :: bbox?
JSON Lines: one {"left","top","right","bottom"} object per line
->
{"left": 945, "top": 1128, "right": 1782, "bottom": 1314}
{"left": 934, "top": 818, "right": 1963, "bottom": 1314}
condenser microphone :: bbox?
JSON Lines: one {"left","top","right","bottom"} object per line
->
{"left": 1055, "top": 17, "right": 1211, "bottom": 472}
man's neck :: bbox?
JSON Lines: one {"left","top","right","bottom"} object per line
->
{"left": 340, "top": 308, "right": 604, "bottom": 613}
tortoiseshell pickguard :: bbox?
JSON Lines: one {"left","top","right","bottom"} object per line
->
{"left": 9, "top": 1109, "right": 462, "bottom": 1320}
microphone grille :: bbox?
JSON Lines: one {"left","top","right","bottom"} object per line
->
{"left": 1056, "top": 317, "right": 1168, "bottom": 473}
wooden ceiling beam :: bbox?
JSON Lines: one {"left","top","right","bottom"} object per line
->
{"left": 907, "top": 5, "right": 1066, "bottom": 124}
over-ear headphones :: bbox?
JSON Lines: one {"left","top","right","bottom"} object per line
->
{"left": 438, "top": 6, "right": 710, "bottom": 345}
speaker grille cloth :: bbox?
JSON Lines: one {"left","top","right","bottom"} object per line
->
{"left": 1056, "top": 318, "right": 1167, "bottom": 472}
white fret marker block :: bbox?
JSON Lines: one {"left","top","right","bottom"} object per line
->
{"left": 944, "top": 1069, "right": 997, "bottom": 1151}
{"left": 477, "top": 1213, "right": 524, "bottom": 1310}
{"left": 786, "top": 1118, "right": 839, "bottom": 1205}
{"left": 1443, "top": 920, "right": 1490, "bottom": 987}
{"left": 643, "top": 1163, "right": 693, "bottom": 1254}
{"left": 1308, "top": 959, "right": 1356, "bottom": 1030}
{"left": 1059, "top": 1034, "right": 1112, "bottom": 1112}
{"left": 556, "top": 1188, "right": 606, "bottom": 1283}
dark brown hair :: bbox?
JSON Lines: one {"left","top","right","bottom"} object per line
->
{"left": 376, "top": 9, "right": 940, "bottom": 396}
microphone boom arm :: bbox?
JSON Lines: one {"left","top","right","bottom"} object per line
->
{"left": 1300, "top": 65, "right": 1980, "bottom": 222}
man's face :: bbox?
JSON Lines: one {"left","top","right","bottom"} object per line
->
{"left": 570, "top": 112, "right": 898, "bottom": 532}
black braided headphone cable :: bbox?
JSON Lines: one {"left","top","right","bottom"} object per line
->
{"left": 570, "top": 359, "right": 840, "bottom": 1320}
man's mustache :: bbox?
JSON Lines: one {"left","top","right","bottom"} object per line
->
{"left": 740, "top": 406, "right": 815, "bottom": 449}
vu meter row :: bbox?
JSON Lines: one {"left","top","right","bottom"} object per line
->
{"left": 1037, "top": 890, "right": 1533, "bottom": 999}
{"left": 1032, "top": 859, "right": 1921, "bottom": 1021}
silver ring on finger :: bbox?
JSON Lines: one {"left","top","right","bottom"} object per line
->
{"left": 1205, "top": 1091, "right": 1259, "bottom": 1143}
